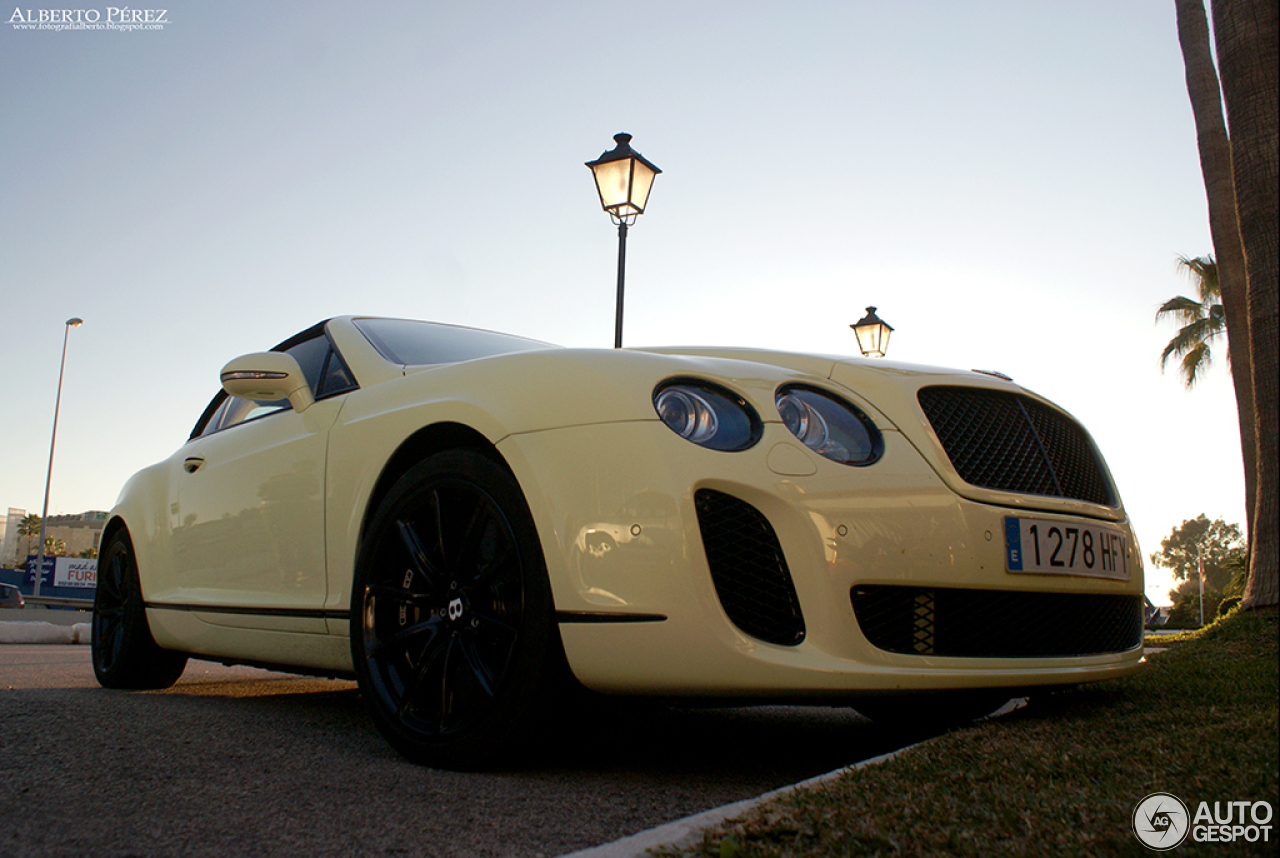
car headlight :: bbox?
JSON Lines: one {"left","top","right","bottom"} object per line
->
{"left": 775, "top": 385, "right": 882, "bottom": 465}
{"left": 654, "top": 381, "right": 762, "bottom": 451}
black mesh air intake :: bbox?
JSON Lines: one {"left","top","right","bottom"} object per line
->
{"left": 851, "top": 585, "right": 1144, "bottom": 657}
{"left": 918, "top": 386, "right": 1116, "bottom": 505}
{"left": 695, "top": 489, "right": 805, "bottom": 646}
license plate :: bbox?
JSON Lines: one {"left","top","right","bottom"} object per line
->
{"left": 1004, "top": 517, "right": 1131, "bottom": 580}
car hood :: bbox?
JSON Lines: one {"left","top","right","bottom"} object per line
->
{"left": 391, "top": 341, "right": 1121, "bottom": 521}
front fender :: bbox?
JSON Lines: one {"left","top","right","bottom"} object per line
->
{"left": 105, "top": 459, "right": 176, "bottom": 600}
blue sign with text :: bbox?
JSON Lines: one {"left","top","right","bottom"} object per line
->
{"left": 23, "top": 556, "right": 56, "bottom": 588}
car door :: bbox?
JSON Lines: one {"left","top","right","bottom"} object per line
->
{"left": 167, "top": 330, "right": 356, "bottom": 633}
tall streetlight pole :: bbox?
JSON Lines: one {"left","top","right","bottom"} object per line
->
{"left": 33, "top": 317, "right": 83, "bottom": 598}
{"left": 586, "top": 133, "right": 661, "bottom": 349}
{"left": 1198, "top": 545, "right": 1206, "bottom": 626}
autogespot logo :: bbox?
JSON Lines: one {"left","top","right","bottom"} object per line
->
{"left": 1133, "top": 792, "right": 1191, "bottom": 850}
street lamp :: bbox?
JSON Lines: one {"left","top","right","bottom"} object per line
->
{"left": 586, "top": 133, "right": 661, "bottom": 348}
{"left": 851, "top": 306, "right": 894, "bottom": 358}
{"left": 1197, "top": 545, "right": 1206, "bottom": 626}
{"left": 33, "top": 317, "right": 83, "bottom": 598}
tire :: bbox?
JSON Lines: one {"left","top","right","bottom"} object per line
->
{"left": 92, "top": 528, "right": 187, "bottom": 690}
{"left": 351, "top": 450, "right": 557, "bottom": 770}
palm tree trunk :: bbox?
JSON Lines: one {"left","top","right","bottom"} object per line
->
{"left": 1176, "top": 0, "right": 1256, "bottom": 546}
{"left": 1212, "top": 0, "right": 1278, "bottom": 609}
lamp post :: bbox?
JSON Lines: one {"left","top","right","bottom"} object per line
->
{"left": 851, "top": 306, "right": 894, "bottom": 358}
{"left": 1197, "top": 545, "right": 1205, "bottom": 626}
{"left": 33, "top": 317, "right": 83, "bottom": 598}
{"left": 586, "top": 133, "right": 661, "bottom": 348}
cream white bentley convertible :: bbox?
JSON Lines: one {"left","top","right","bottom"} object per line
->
{"left": 93, "top": 316, "right": 1144, "bottom": 768}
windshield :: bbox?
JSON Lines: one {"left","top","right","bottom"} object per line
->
{"left": 353, "top": 318, "right": 557, "bottom": 366}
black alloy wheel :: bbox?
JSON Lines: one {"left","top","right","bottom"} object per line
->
{"left": 92, "top": 528, "right": 187, "bottom": 689}
{"left": 351, "top": 450, "right": 556, "bottom": 769}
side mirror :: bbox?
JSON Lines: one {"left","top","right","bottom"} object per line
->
{"left": 219, "top": 352, "right": 314, "bottom": 413}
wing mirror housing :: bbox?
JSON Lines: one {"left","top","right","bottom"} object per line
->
{"left": 220, "top": 352, "right": 314, "bottom": 413}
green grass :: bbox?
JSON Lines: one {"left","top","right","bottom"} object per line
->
{"left": 652, "top": 608, "right": 1278, "bottom": 858}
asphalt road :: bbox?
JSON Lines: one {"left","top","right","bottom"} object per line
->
{"left": 0, "top": 645, "right": 920, "bottom": 858}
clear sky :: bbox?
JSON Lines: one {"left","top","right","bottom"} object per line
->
{"left": 1, "top": 1, "right": 1248, "bottom": 605}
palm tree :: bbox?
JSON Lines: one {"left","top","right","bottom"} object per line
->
{"left": 1157, "top": 255, "right": 1226, "bottom": 388}
{"left": 16, "top": 514, "right": 41, "bottom": 562}
{"left": 43, "top": 536, "right": 66, "bottom": 557}
{"left": 1175, "top": 0, "right": 1256, "bottom": 552}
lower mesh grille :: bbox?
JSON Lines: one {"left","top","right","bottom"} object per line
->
{"left": 851, "top": 586, "right": 1143, "bottom": 657}
{"left": 695, "top": 489, "right": 805, "bottom": 646}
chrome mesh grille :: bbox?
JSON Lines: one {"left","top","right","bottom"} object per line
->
{"left": 918, "top": 386, "right": 1115, "bottom": 505}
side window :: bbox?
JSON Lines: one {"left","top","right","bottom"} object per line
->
{"left": 194, "top": 393, "right": 288, "bottom": 437}
{"left": 284, "top": 336, "right": 330, "bottom": 396}
{"left": 318, "top": 351, "right": 356, "bottom": 397}
{"left": 284, "top": 335, "right": 357, "bottom": 400}
{"left": 219, "top": 397, "right": 290, "bottom": 428}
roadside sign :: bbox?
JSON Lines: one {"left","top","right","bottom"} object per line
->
{"left": 23, "top": 556, "right": 97, "bottom": 589}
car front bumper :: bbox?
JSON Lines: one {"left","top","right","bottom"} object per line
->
{"left": 500, "top": 420, "right": 1145, "bottom": 699}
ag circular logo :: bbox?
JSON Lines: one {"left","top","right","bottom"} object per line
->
{"left": 1133, "top": 792, "right": 1190, "bottom": 850}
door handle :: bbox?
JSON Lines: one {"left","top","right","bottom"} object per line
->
{"left": 183, "top": 457, "right": 205, "bottom": 474}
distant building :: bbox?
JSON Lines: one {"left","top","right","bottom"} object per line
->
{"left": 2, "top": 508, "right": 108, "bottom": 564}
{"left": 1144, "top": 595, "right": 1170, "bottom": 626}
{"left": 1, "top": 508, "right": 26, "bottom": 566}
{"left": 43, "top": 511, "right": 109, "bottom": 558}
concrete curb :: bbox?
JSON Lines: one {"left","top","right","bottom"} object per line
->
{"left": 0, "top": 621, "right": 92, "bottom": 644}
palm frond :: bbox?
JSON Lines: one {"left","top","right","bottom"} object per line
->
{"left": 1180, "top": 341, "right": 1212, "bottom": 388}
{"left": 1156, "top": 295, "right": 1206, "bottom": 325}
{"left": 1161, "top": 328, "right": 1199, "bottom": 365}
{"left": 1159, "top": 254, "right": 1228, "bottom": 387}
{"left": 1187, "top": 316, "right": 1224, "bottom": 342}
{"left": 1160, "top": 319, "right": 1220, "bottom": 360}
{"left": 1176, "top": 254, "right": 1219, "bottom": 302}
{"left": 1160, "top": 324, "right": 1222, "bottom": 388}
